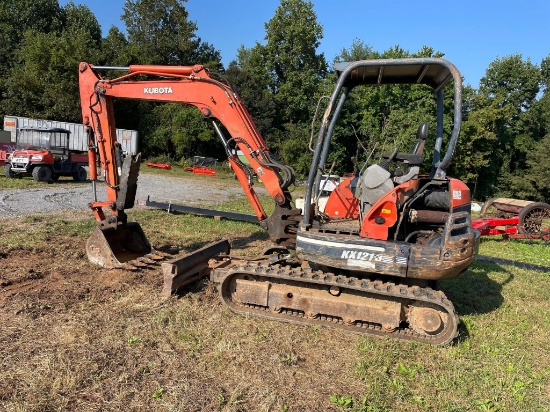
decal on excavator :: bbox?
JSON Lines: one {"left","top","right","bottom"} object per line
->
{"left": 296, "top": 235, "right": 384, "bottom": 252}
{"left": 341, "top": 250, "right": 408, "bottom": 266}
{"left": 143, "top": 87, "right": 173, "bottom": 94}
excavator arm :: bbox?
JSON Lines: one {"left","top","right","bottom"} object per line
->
{"left": 78, "top": 62, "right": 300, "bottom": 268}
{"left": 79, "top": 62, "right": 302, "bottom": 243}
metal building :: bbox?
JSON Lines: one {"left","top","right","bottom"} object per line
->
{"left": 2, "top": 116, "right": 138, "bottom": 155}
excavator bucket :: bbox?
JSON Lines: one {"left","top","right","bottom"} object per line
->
{"left": 86, "top": 222, "right": 165, "bottom": 269}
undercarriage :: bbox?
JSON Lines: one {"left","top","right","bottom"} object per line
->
{"left": 209, "top": 258, "right": 459, "bottom": 345}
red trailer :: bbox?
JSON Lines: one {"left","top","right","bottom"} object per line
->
{"left": 472, "top": 198, "right": 550, "bottom": 240}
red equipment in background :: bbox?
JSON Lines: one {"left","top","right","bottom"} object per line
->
{"left": 184, "top": 165, "right": 216, "bottom": 176}
{"left": 0, "top": 142, "right": 15, "bottom": 167}
{"left": 146, "top": 162, "right": 172, "bottom": 170}
{"left": 472, "top": 198, "right": 550, "bottom": 240}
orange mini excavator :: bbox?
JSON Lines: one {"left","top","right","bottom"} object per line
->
{"left": 79, "top": 58, "right": 479, "bottom": 345}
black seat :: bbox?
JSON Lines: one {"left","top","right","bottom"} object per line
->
{"left": 411, "top": 122, "right": 428, "bottom": 155}
{"left": 382, "top": 122, "right": 428, "bottom": 166}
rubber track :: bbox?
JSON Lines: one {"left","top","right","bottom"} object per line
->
{"left": 217, "top": 261, "right": 460, "bottom": 345}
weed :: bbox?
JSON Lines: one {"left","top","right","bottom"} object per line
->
{"left": 476, "top": 398, "right": 502, "bottom": 412}
{"left": 330, "top": 394, "right": 353, "bottom": 408}
{"left": 390, "top": 377, "right": 404, "bottom": 391}
{"left": 396, "top": 362, "right": 422, "bottom": 379}
{"left": 329, "top": 395, "right": 389, "bottom": 412}
{"left": 279, "top": 353, "right": 300, "bottom": 366}
{"left": 253, "top": 332, "right": 266, "bottom": 342}
{"left": 152, "top": 388, "right": 165, "bottom": 399}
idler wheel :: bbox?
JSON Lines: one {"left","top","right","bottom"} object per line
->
{"left": 409, "top": 304, "right": 445, "bottom": 335}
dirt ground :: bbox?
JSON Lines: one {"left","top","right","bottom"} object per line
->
{"left": 0, "top": 208, "right": 364, "bottom": 411}
{"left": 2, "top": 176, "right": 549, "bottom": 411}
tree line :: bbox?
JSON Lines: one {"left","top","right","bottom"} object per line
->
{"left": 1, "top": 0, "right": 548, "bottom": 202}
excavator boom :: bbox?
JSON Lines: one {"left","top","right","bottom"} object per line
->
{"left": 79, "top": 62, "right": 300, "bottom": 268}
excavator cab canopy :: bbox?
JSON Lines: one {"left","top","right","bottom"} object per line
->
{"left": 328, "top": 58, "right": 462, "bottom": 172}
{"left": 333, "top": 59, "right": 454, "bottom": 90}
{"left": 302, "top": 58, "right": 463, "bottom": 225}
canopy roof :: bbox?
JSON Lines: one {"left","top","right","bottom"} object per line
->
{"left": 334, "top": 58, "right": 456, "bottom": 90}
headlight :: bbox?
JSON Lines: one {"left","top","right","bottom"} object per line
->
{"left": 31, "top": 154, "right": 43, "bottom": 161}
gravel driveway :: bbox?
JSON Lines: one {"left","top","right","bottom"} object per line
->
{"left": 0, "top": 173, "right": 263, "bottom": 220}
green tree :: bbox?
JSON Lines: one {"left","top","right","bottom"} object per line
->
{"left": 122, "top": 0, "right": 221, "bottom": 68}
{"left": 0, "top": 0, "right": 63, "bottom": 70}
{"left": 101, "top": 26, "right": 131, "bottom": 66}
{"left": 516, "top": 134, "right": 550, "bottom": 202}
{"left": 225, "top": 60, "right": 275, "bottom": 138}
{"left": 452, "top": 91, "right": 503, "bottom": 199}
{"left": 323, "top": 44, "right": 449, "bottom": 177}
{"left": 0, "top": 0, "right": 64, "bottom": 119}
{"left": 480, "top": 55, "right": 541, "bottom": 112}
{"left": 258, "top": 0, "right": 327, "bottom": 174}
{"left": 264, "top": 0, "right": 327, "bottom": 126}
{"left": 333, "top": 38, "right": 378, "bottom": 63}
{"left": 120, "top": 0, "right": 223, "bottom": 159}
{"left": 223, "top": 44, "right": 276, "bottom": 146}
{"left": 0, "top": 2, "right": 101, "bottom": 122}
{"left": 477, "top": 55, "right": 542, "bottom": 194}
{"left": 98, "top": 26, "right": 141, "bottom": 132}
{"left": 139, "top": 102, "right": 223, "bottom": 162}
{"left": 508, "top": 54, "right": 550, "bottom": 201}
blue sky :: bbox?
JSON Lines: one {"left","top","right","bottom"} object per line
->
{"left": 60, "top": 0, "right": 549, "bottom": 88}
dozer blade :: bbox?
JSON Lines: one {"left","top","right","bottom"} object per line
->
{"left": 86, "top": 222, "right": 167, "bottom": 269}
{"left": 161, "top": 239, "right": 230, "bottom": 296}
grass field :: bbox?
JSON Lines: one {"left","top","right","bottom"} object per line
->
{"left": 0, "top": 174, "right": 549, "bottom": 411}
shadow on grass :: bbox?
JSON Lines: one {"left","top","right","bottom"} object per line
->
{"left": 476, "top": 254, "right": 550, "bottom": 272}
{"left": 441, "top": 260, "right": 512, "bottom": 318}
{"left": 439, "top": 261, "right": 514, "bottom": 343}
{"left": 479, "top": 236, "right": 549, "bottom": 247}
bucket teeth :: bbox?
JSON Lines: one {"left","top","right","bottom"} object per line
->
{"left": 86, "top": 221, "right": 175, "bottom": 271}
{"left": 120, "top": 252, "right": 171, "bottom": 271}
{"left": 129, "top": 260, "right": 148, "bottom": 268}
{"left": 146, "top": 252, "right": 170, "bottom": 261}
{"left": 86, "top": 223, "right": 157, "bottom": 269}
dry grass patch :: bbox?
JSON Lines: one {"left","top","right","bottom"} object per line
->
{"left": 0, "top": 208, "right": 549, "bottom": 411}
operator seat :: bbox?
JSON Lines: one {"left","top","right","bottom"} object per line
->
{"left": 411, "top": 121, "right": 428, "bottom": 156}
{"left": 392, "top": 122, "right": 428, "bottom": 184}
{"left": 355, "top": 122, "right": 429, "bottom": 214}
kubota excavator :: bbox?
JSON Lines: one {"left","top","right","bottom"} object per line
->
{"left": 79, "top": 58, "right": 480, "bottom": 345}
